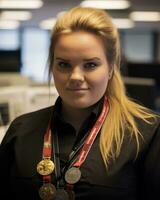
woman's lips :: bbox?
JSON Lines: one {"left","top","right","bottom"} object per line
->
{"left": 67, "top": 88, "right": 89, "bottom": 95}
{"left": 67, "top": 88, "right": 88, "bottom": 91}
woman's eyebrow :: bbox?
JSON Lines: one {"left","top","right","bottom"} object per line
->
{"left": 55, "top": 57, "right": 101, "bottom": 62}
{"left": 83, "top": 57, "right": 101, "bottom": 61}
{"left": 55, "top": 57, "right": 70, "bottom": 62}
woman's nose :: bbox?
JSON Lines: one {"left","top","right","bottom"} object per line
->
{"left": 69, "top": 67, "right": 84, "bottom": 82}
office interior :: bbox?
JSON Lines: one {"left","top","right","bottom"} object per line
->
{"left": 0, "top": 0, "right": 160, "bottom": 142}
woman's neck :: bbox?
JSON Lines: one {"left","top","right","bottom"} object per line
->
{"left": 61, "top": 103, "right": 95, "bottom": 133}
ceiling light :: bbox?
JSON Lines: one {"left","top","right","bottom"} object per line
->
{"left": 0, "top": 11, "right": 32, "bottom": 21}
{"left": 112, "top": 18, "right": 134, "bottom": 29}
{"left": 0, "top": 20, "right": 20, "bottom": 29}
{"left": 39, "top": 18, "right": 57, "bottom": 30}
{"left": 80, "top": 0, "right": 130, "bottom": 10}
{"left": 130, "top": 11, "right": 160, "bottom": 22}
{"left": 0, "top": 0, "right": 43, "bottom": 9}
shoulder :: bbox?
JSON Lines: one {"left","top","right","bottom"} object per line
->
{"left": 12, "top": 106, "right": 54, "bottom": 125}
{"left": 135, "top": 114, "right": 160, "bottom": 153}
{"left": 136, "top": 113, "right": 160, "bottom": 137}
{"left": 1, "top": 106, "right": 54, "bottom": 145}
{"left": 9, "top": 105, "right": 54, "bottom": 132}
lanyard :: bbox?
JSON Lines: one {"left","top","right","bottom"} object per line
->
{"left": 53, "top": 128, "right": 62, "bottom": 188}
{"left": 73, "top": 96, "right": 108, "bottom": 168}
{"left": 64, "top": 96, "right": 109, "bottom": 186}
{"left": 38, "top": 96, "right": 109, "bottom": 186}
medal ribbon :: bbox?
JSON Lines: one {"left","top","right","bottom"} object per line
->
{"left": 43, "top": 126, "right": 52, "bottom": 158}
{"left": 42, "top": 122, "right": 52, "bottom": 183}
{"left": 73, "top": 96, "right": 109, "bottom": 168}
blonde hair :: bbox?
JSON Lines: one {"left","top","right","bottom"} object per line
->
{"left": 48, "top": 7, "right": 157, "bottom": 167}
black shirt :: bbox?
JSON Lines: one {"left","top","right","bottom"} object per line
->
{"left": 0, "top": 97, "right": 160, "bottom": 200}
{"left": 52, "top": 96, "right": 103, "bottom": 166}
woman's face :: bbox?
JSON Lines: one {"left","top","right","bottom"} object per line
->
{"left": 52, "top": 31, "right": 112, "bottom": 109}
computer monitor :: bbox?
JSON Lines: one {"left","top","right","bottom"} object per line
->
{"left": 0, "top": 50, "right": 21, "bottom": 72}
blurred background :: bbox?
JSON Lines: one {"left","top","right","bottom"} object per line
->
{"left": 0, "top": 0, "right": 160, "bottom": 140}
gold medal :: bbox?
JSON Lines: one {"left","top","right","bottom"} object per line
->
{"left": 39, "top": 183, "right": 56, "bottom": 200}
{"left": 37, "top": 159, "right": 55, "bottom": 176}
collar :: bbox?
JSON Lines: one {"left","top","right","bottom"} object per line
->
{"left": 53, "top": 96, "right": 104, "bottom": 123}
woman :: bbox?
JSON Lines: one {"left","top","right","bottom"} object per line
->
{"left": 0, "top": 7, "right": 160, "bottom": 200}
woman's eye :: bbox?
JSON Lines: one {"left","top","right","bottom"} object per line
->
{"left": 84, "top": 62, "right": 97, "bottom": 69}
{"left": 58, "top": 62, "right": 70, "bottom": 69}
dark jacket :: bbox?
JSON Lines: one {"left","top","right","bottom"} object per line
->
{"left": 0, "top": 105, "right": 160, "bottom": 200}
